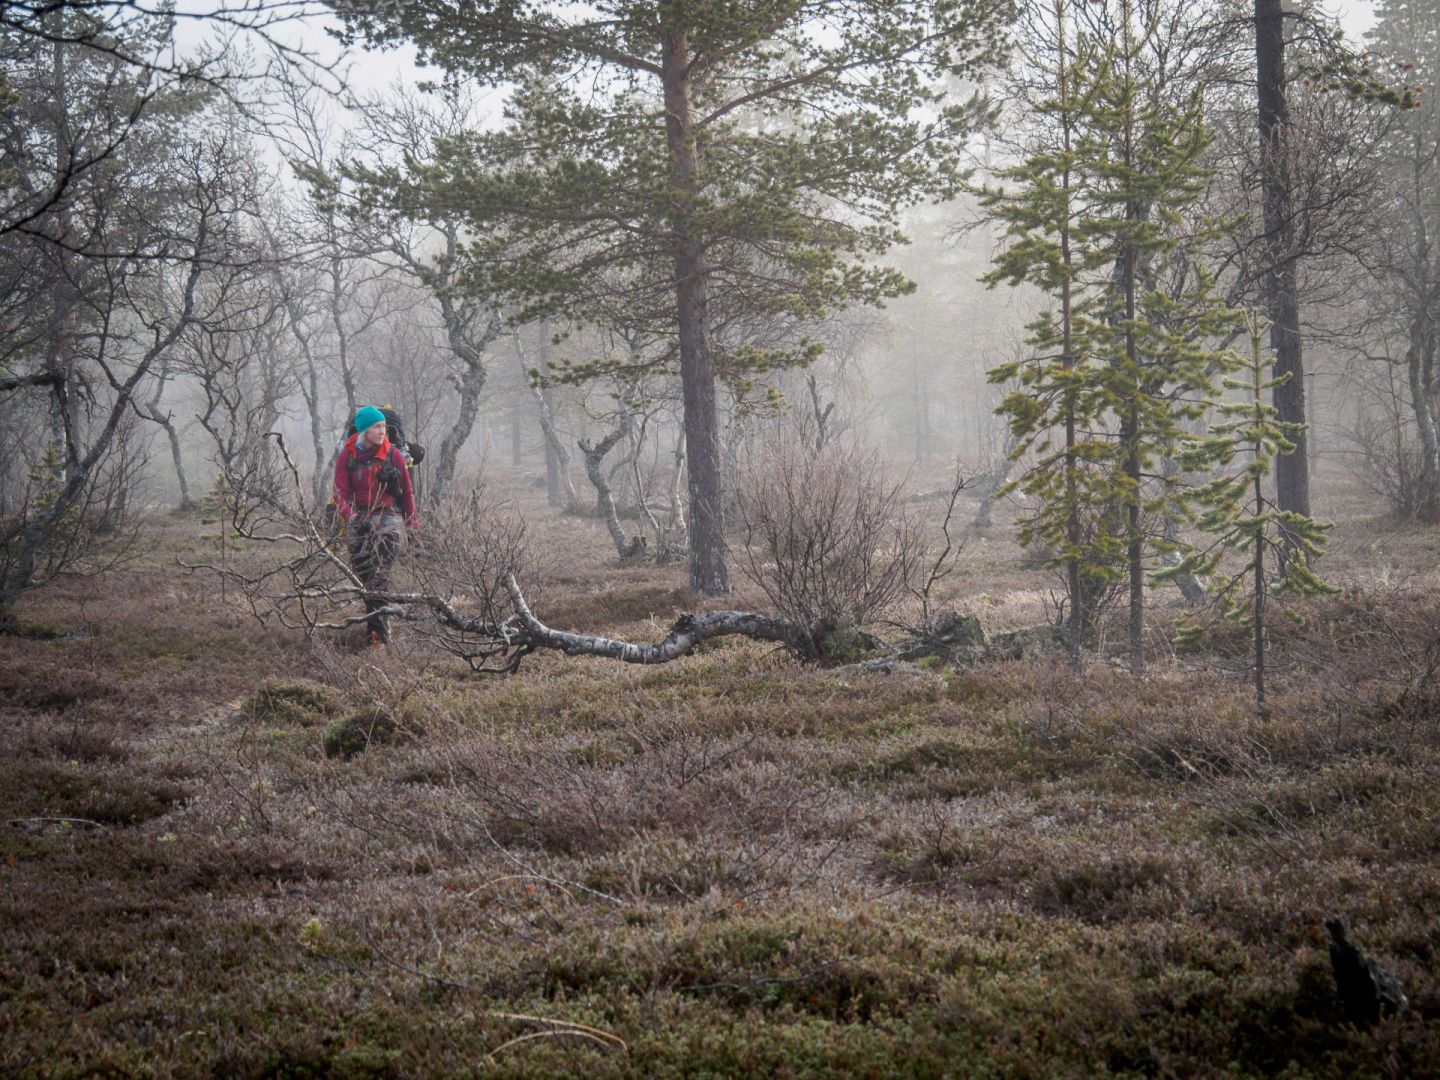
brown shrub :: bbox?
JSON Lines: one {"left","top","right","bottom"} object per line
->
{"left": 1030, "top": 854, "right": 1176, "bottom": 924}
{"left": 735, "top": 437, "right": 925, "bottom": 652}
{"left": 12, "top": 761, "right": 188, "bottom": 827}
{"left": 178, "top": 837, "right": 337, "bottom": 891}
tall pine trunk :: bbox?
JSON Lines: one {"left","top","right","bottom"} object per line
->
{"left": 1055, "top": 0, "right": 1083, "bottom": 665}
{"left": 1253, "top": 370, "right": 1269, "bottom": 721}
{"left": 1256, "top": 0, "right": 1310, "bottom": 516}
{"left": 1406, "top": 309, "right": 1440, "bottom": 521}
{"left": 1120, "top": 16, "right": 1144, "bottom": 674}
{"left": 662, "top": 27, "right": 730, "bottom": 596}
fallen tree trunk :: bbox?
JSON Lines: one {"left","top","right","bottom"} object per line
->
{"left": 503, "top": 571, "right": 808, "bottom": 662}
{"left": 185, "top": 516, "right": 816, "bottom": 669}
{"left": 192, "top": 438, "right": 941, "bottom": 673}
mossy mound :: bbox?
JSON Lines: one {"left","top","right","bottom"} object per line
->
{"left": 245, "top": 680, "right": 340, "bottom": 728}
{"left": 323, "top": 707, "right": 404, "bottom": 760}
{"left": 815, "top": 620, "right": 884, "bottom": 663}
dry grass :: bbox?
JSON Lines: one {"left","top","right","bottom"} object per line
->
{"left": 2, "top": 470, "right": 1438, "bottom": 1078}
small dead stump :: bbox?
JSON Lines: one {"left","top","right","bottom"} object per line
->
{"left": 1326, "top": 917, "right": 1408, "bottom": 1027}
{"left": 900, "top": 611, "right": 987, "bottom": 668}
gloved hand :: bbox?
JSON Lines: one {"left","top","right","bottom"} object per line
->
{"left": 322, "top": 507, "right": 346, "bottom": 550}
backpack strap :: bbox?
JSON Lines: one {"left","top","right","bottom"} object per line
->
{"left": 345, "top": 440, "right": 396, "bottom": 475}
{"left": 346, "top": 445, "right": 405, "bottom": 505}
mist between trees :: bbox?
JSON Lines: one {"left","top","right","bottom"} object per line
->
{"left": 1, "top": 1, "right": 1434, "bottom": 678}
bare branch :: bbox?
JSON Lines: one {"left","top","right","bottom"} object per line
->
{"left": 504, "top": 570, "right": 808, "bottom": 662}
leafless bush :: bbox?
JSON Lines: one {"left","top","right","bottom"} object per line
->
{"left": 207, "top": 432, "right": 930, "bottom": 671}
{"left": 735, "top": 437, "right": 925, "bottom": 651}
{"left": 0, "top": 418, "right": 152, "bottom": 624}
{"left": 904, "top": 470, "right": 969, "bottom": 632}
{"left": 1339, "top": 400, "right": 1420, "bottom": 517}
{"left": 405, "top": 488, "right": 545, "bottom": 663}
{"left": 205, "top": 455, "right": 545, "bottom": 671}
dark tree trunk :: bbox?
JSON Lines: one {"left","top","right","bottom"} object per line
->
{"left": 430, "top": 303, "right": 499, "bottom": 504}
{"left": 279, "top": 293, "right": 329, "bottom": 507}
{"left": 532, "top": 326, "right": 572, "bottom": 508}
{"left": 1119, "top": 60, "right": 1144, "bottom": 675}
{"left": 44, "top": 27, "right": 80, "bottom": 477}
{"left": 1057, "top": 19, "right": 1082, "bottom": 664}
{"left": 1407, "top": 309, "right": 1440, "bottom": 521}
{"left": 164, "top": 418, "right": 193, "bottom": 509}
{"left": 306, "top": 361, "right": 327, "bottom": 508}
{"left": 805, "top": 373, "right": 834, "bottom": 453}
{"left": 580, "top": 416, "right": 635, "bottom": 558}
{"left": 1253, "top": 376, "right": 1269, "bottom": 721}
{"left": 543, "top": 409, "right": 564, "bottom": 505}
{"left": 1256, "top": 0, "right": 1310, "bottom": 516}
{"left": 328, "top": 250, "right": 357, "bottom": 420}
{"left": 432, "top": 359, "right": 485, "bottom": 504}
{"left": 662, "top": 27, "right": 730, "bottom": 596}
{"left": 1126, "top": 419, "right": 1144, "bottom": 671}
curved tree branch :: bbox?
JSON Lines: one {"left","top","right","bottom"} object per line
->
{"left": 503, "top": 570, "right": 808, "bottom": 662}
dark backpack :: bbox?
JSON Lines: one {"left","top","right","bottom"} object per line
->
{"left": 344, "top": 444, "right": 406, "bottom": 502}
{"left": 346, "top": 406, "right": 426, "bottom": 466}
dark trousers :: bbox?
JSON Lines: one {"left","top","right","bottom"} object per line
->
{"left": 348, "top": 512, "right": 401, "bottom": 641}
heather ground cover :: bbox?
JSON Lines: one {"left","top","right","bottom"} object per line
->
{"left": 2, "top": 483, "right": 1437, "bottom": 1079}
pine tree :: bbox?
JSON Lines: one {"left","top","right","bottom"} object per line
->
{"left": 331, "top": 2, "right": 1009, "bottom": 596}
{"left": 980, "top": 0, "right": 1108, "bottom": 666}
{"left": 1161, "top": 312, "right": 1336, "bottom": 719}
{"left": 983, "top": 0, "right": 1240, "bottom": 669}
{"left": 1081, "top": 10, "right": 1246, "bottom": 672}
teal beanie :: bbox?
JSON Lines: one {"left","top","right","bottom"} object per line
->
{"left": 353, "top": 406, "right": 386, "bottom": 434}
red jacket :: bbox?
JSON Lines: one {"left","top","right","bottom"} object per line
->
{"left": 333, "top": 434, "right": 419, "bottom": 529}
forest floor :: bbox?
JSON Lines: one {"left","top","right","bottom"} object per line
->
{"left": 2, "top": 468, "right": 1439, "bottom": 1079}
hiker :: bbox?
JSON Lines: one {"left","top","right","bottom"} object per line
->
{"left": 334, "top": 405, "right": 419, "bottom": 646}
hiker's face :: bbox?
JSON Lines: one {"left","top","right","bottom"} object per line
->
{"left": 363, "top": 420, "right": 387, "bottom": 447}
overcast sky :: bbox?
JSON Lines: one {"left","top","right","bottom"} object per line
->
{"left": 176, "top": 1, "right": 1387, "bottom": 183}
{"left": 1338, "top": 0, "right": 1377, "bottom": 38}
{"left": 238, "top": 1, "right": 1384, "bottom": 108}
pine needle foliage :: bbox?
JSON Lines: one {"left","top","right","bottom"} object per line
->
{"left": 981, "top": 0, "right": 1240, "bottom": 666}
{"left": 331, "top": 0, "right": 1011, "bottom": 597}
{"left": 1160, "top": 312, "right": 1337, "bottom": 718}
